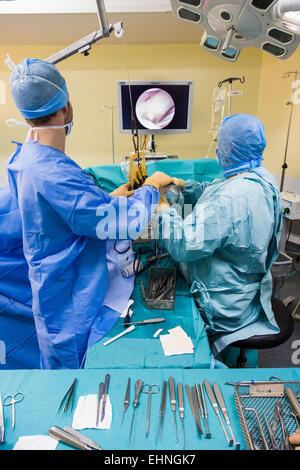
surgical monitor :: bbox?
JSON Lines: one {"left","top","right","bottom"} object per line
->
{"left": 117, "top": 80, "right": 194, "bottom": 135}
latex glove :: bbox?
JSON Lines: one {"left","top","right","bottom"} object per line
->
{"left": 110, "top": 182, "right": 135, "bottom": 197}
{"left": 143, "top": 172, "right": 174, "bottom": 191}
{"left": 289, "top": 428, "right": 300, "bottom": 448}
{"left": 156, "top": 195, "right": 170, "bottom": 213}
{"left": 173, "top": 177, "right": 186, "bottom": 190}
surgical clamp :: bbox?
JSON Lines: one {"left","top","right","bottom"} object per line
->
{"left": 3, "top": 392, "right": 24, "bottom": 430}
{"left": 142, "top": 383, "right": 159, "bottom": 437}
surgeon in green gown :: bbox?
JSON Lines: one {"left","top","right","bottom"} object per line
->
{"left": 156, "top": 114, "right": 282, "bottom": 354}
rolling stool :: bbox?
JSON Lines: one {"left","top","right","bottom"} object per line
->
{"left": 230, "top": 297, "right": 294, "bottom": 368}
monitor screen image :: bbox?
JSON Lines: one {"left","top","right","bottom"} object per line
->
{"left": 117, "top": 80, "right": 194, "bottom": 135}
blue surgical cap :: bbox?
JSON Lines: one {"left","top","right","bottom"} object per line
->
{"left": 9, "top": 58, "right": 69, "bottom": 119}
{"left": 217, "top": 114, "right": 266, "bottom": 178}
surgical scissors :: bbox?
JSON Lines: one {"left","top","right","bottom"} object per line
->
{"left": 142, "top": 383, "right": 159, "bottom": 437}
{"left": 3, "top": 392, "right": 24, "bottom": 430}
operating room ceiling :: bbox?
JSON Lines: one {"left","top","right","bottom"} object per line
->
{"left": 0, "top": 11, "right": 202, "bottom": 46}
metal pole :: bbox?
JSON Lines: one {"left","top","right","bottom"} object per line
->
{"left": 228, "top": 79, "right": 232, "bottom": 115}
{"left": 280, "top": 71, "right": 300, "bottom": 192}
{"left": 95, "top": 0, "right": 110, "bottom": 35}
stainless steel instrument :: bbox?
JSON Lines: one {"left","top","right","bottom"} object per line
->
{"left": 213, "top": 383, "right": 240, "bottom": 450}
{"left": 276, "top": 401, "right": 293, "bottom": 450}
{"left": 49, "top": 426, "right": 101, "bottom": 450}
{"left": 177, "top": 383, "right": 185, "bottom": 448}
{"left": 3, "top": 392, "right": 24, "bottom": 430}
{"left": 157, "top": 380, "right": 167, "bottom": 442}
{"left": 185, "top": 385, "right": 202, "bottom": 436}
{"left": 263, "top": 411, "right": 279, "bottom": 450}
{"left": 124, "top": 318, "right": 166, "bottom": 326}
{"left": 129, "top": 379, "right": 143, "bottom": 444}
{"left": 57, "top": 378, "right": 77, "bottom": 414}
{"left": 101, "top": 374, "right": 110, "bottom": 422}
{"left": 96, "top": 382, "right": 104, "bottom": 427}
{"left": 142, "top": 383, "right": 159, "bottom": 437}
{"left": 199, "top": 382, "right": 211, "bottom": 438}
{"left": 244, "top": 408, "right": 270, "bottom": 450}
{"left": 169, "top": 377, "right": 178, "bottom": 442}
{"left": 63, "top": 426, "right": 102, "bottom": 450}
{"left": 0, "top": 393, "right": 4, "bottom": 444}
{"left": 286, "top": 387, "right": 300, "bottom": 419}
{"left": 122, "top": 378, "right": 130, "bottom": 424}
{"left": 192, "top": 386, "right": 203, "bottom": 436}
{"left": 204, "top": 380, "right": 233, "bottom": 447}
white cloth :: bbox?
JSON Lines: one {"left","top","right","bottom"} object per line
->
{"left": 72, "top": 394, "right": 112, "bottom": 430}
{"left": 159, "top": 326, "right": 194, "bottom": 356}
{"left": 13, "top": 435, "right": 58, "bottom": 450}
{"left": 103, "top": 241, "right": 135, "bottom": 314}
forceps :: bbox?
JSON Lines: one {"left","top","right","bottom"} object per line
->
{"left": 3, "top": 392, "right": 24, "bottom": 430}
{"left": 142, "top": 384, "right": 160, "bottom": 437}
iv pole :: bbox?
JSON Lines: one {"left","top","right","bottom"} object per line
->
{"left": 218, "top": 76, "right": 245, "bottom": 115}
{"left": 280, "top": 70, "right": 300, "bottom": 192}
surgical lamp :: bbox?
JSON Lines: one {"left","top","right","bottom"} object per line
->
{"left": 171, "top": 0, "right": 300, "bottom": 62}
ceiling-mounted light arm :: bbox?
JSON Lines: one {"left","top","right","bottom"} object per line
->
{"left": 95, "top": 0, "right": 109, "bottom": 35}
{"left": 222, "top": 26, "right": 236, "bottom": 53}
{"left": 45, "top": 0, "right": 123, "bottom": 64}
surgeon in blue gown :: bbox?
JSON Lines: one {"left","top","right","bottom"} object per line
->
{"left": 2, "top": 57, "right": 173, "bottom": 369}
{"left": 156, "top": 114, "right": 282, "bottom": 355}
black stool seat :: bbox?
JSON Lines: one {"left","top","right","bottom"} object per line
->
{"left": 230, "top": 297, "right": 294, "bottom": 366}
{"left": 230, "top": 297, "right": 294, "bottom": 368}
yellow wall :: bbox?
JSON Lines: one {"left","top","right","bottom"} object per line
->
{"left": 257, "top": 46, "right": 300, "bottom": 180}
{"left": 0, "top": 43, "right": 262, "bottom": 173}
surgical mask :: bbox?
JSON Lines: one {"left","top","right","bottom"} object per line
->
{"left": 6, "top": 118, "right": 74, "bottom": 142}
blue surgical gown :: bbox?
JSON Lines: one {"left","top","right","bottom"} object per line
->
{"left": 157, "top": 167, "right": 282, "bottom": 353}
{"left": 5, "top": 140, "right": 160, "bottom": 369}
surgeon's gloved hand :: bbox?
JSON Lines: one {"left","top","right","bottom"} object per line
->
{"left": 156, "top": 195, "right": 170, "bottom": 213}
{"left": 110, "top": 182, "right": 135, "bottom": 197}
{"left": 173, "top": 177, "right": 186, "bottom": 190}
{"left": 289, "top": 428, "right": 300, "bottom": 449}
{"left": 143, "top": 172, "right": 174, "bottom": 191}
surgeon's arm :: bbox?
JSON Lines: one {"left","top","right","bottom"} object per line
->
{"left": 181, "top": 180, "right": 213, "bottom": 207}
{"left": 156, "top": 195, "right": 232, "bottom": 263}
{"left": 70, "top": 182, "right": 160, "bottom": 240}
